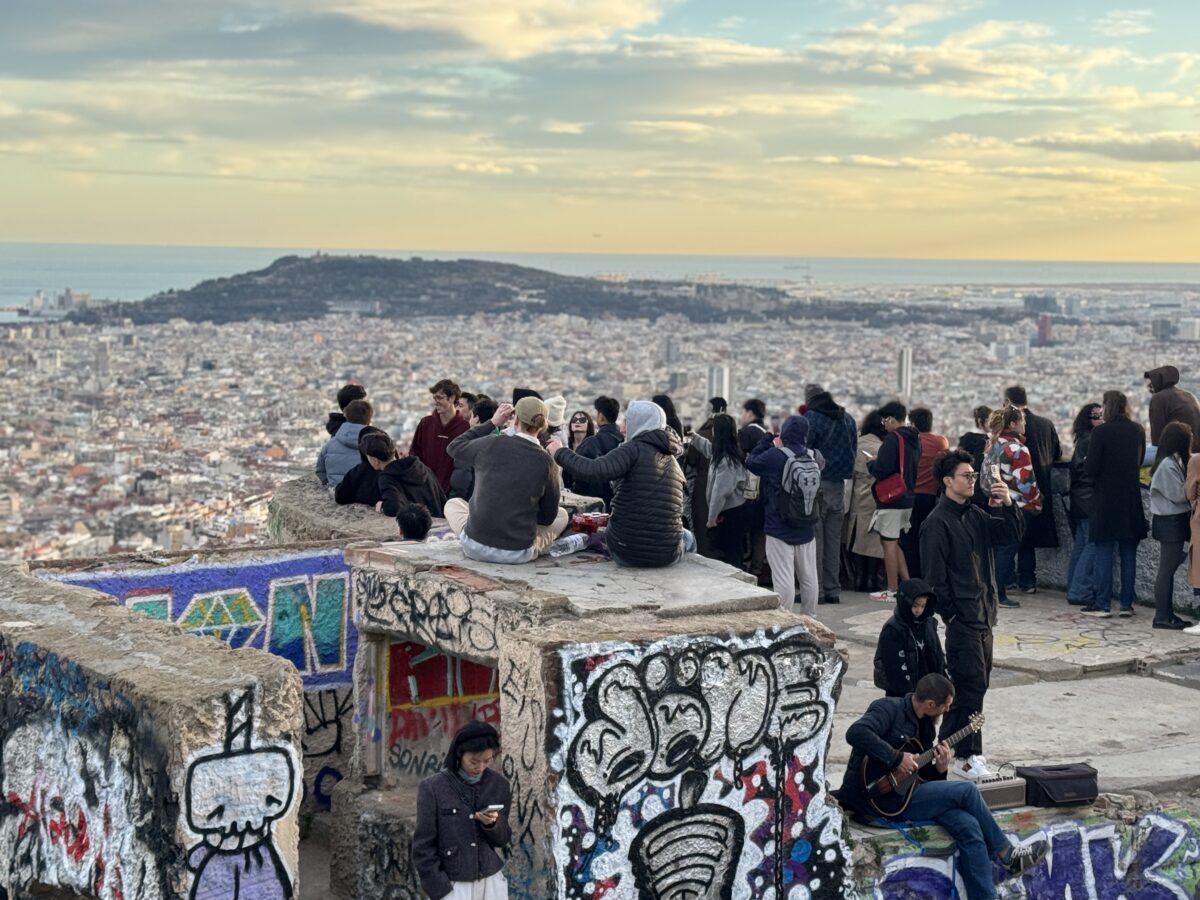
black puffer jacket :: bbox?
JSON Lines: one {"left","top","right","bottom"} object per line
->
{"left": 874, "top": 578, "right": 946, "bottom": 697}
{"left": 556, "top": 428, "right": 685, "bottom": 567}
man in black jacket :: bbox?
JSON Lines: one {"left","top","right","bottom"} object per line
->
{"left": 571, "top": 395, "right": 624, "bottom": 509}
{"left": 920, "top": 448, "right": 1023, "bottom": 781}
{"left": 358, "top": 432, "right": 446, "bottom": 517}
{"left": 739, "top": 398, "right": 772, "bottom": 582}
{"left": 838, "top": 674, "right": 1047, "bottom": 900}
{"left": 1003, "top": 385, "right": 1061, "bottom": 593}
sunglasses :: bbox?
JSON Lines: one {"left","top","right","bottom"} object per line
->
{"left": 1090, "top": 413, "right": 1102, "bottom": 420}
{"left": 571, "top": 416, "right": 589, "bottom": 423}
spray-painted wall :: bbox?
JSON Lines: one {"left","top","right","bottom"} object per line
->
{"left": 871, "top": 809, "right": 1200, "bottom": 899}
{"left": 539, "top": 625, "right": 848, "bottom": 900}
{"left": 40, "top": 549, "right": 356, "bottom": 811}
{"left": 0, "top": 635, "right": 302, "bottom": 900}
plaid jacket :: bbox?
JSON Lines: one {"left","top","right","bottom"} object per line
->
{"left": 804, "top": 408, "right": 858, "bottom": 481}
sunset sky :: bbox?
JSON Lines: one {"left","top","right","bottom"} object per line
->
{"left": 3, "top": 1, "right": 1199, "bottom": 260}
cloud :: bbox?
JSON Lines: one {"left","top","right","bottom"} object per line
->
{"left": 1092, "top": 9, "right": 1153, "bottom": 38}
{"left": 623, "top": 119, "right": 718, "bottom": 141}
{"left": 297, "top": 0, "right": 670, "bottom": 59}
{"left": 687, "top": 93, "right": 858, "bottom": 119}
{"left": 1020, "top": 129, "right": 1200, "bottom": 162}
{"left": 543, "top": 119, "right": 589, "bottom": 134}
{"left": 621, "top": 35, "right": 787, "bottom": 65}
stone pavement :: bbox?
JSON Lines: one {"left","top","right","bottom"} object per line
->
{"left": 821, "top": 588, "right": 1200, "bottom": 797}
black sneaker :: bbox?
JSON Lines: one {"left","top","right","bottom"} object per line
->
{"left": 819, "top": 595, "right": 841, "bottom": 605}
{"left": 1153, "top": 619, "right": 1188, "bottom": 630}
{"left": 998, "top": 597, "right": 1021, "bottom": 609}
{"left": 1118, "top": 608, "right": 1134, "bottom": 618}
{"left": 1002, "top": 838, "right": 1049, "bottom": 878}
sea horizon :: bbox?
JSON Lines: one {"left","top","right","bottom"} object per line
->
{"left": 3, "top": 241, "right": 1199, "bottom": 319}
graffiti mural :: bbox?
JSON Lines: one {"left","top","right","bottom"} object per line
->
{"left": 875, "top": 811, "right": 1200, "bottom": 899}
{"left": 184, "top": 688, "right": 299, "bottom": 900}
{"left": 384, "top": 640, "right": 499, "bottom": 785}
{"left": 354, "top": 568, "right": 537, "bottom": 660}
{"left": 0, "top": 639, "right": 174, "bottom": 900}
{"left": 551, "top": 627, "right": 848, "bottom": 899}
{"left": 41, "top": 550, "right": 356, "bottom": 809}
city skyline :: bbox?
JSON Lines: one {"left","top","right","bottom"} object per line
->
{"left": 3, "top": 1, "right": 1200, "bottom": 260}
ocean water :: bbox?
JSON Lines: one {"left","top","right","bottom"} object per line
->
{"left": 2, "top": 242, "right": 1199, "bottom": 320}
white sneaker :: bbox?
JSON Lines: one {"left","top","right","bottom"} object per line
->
{"left": 869, "top": 590, "right": 895, "bottom": 602}
{"left": 950, "top": 754, "right": 993, "bottom": 781}
{"left": 1184, "top": 622, "right": 1200, "bottom": 635}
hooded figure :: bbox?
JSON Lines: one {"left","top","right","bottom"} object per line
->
{"left": 874, "top": 578, "right": 947, "bottom": 697}
{"left": 554, "top": 400, "right": 686, "bottom": 567}
{"left": 378, "top": 454, "right": 447, "bottom": 517}
{"left": 412, "top": 721, "right": 512, "bottom": 900}
{"left": 1146, "top": 365, "right": 1200, "bottom": 445}
{"left": 334, "top": 426, "right": 386, "bottom": 506}
{"left": 315, "top": 420, "right": 366, "bottom": 487}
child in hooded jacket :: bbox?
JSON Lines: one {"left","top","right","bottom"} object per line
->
{"left": 874, "top": 578, "right": 947, "bottom": 697}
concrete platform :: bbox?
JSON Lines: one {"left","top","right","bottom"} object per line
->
{"left": 829, "top": 589, "right": 1200, "bottom": 680}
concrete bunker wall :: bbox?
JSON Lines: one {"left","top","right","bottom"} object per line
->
{"left": 34, "top": 544, "right": 359, "bottom": 814}
{"left": 335, "top": 540, "right": 850, "bottom": 899}
{"left": 0, "top": 565, "right": 304, "bottom": 900}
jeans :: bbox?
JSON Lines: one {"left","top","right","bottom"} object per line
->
{"left": 1154, "top": 540, "right": 1186, "bottom": 624}
{"left": 609, "top": 529, "right": 697, "bottom": 567}
{"left": 1065, "top": 520, "right": 1096, "bottom": 603}
{"left": 1091, "top": 539, "right": 1139, "bottom": 611}
{"left": 902, "top": 780, "right": 1010, "bottom": 900}
{"left": 993, "top": 544, "right": 1018, "bottom": 602}
{"left": 813, "top": 480, "right": 846, "bottom": 600}
{"left": 1017, "top": 543, "right": 1037, "bottom": 590}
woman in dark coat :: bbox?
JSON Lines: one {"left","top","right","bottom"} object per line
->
{"left": 1083, "top": 391, "right": 1148, "bottom": 617}
{"left": 1066, "top": 403, "right": 1101, "bottom": 605}
{"left": 873, "top": 578, "right": 947, "bottom": 697}
{"left": 412, "top": 722, "right": 512, "bottom": 900}
{"left": 553, "top": 400, "right": 690, "bottom": 568}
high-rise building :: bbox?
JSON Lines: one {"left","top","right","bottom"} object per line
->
{"left": 1037, "top": 314, "right": 1052, "bottom": 345}
{"left": 1152, "top": 318, "right": 1175, "bottom": 342}
{"left": 707, "top": 365, "right": 731, "bottom": 403}
{"left": 661, "top": 335, "right": 683, "bottom": 365}
{"left": 897, "top": 348, "right": 913, "bottom": 402}
{"left": 668, "top": 371, "right": 689, "bottom": 392}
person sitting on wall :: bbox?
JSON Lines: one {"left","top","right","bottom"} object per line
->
{"left": 410, "top": 378, "right": 471, "bottom": 495}
{"left": 445, "top": 398, "right": 568, "bottom": 564}
{"left": 449, "top": 396, "right": 498, "bottom": 502}
{"left": 837, "top": 673, "right": 1048, "bottom": 900}
{"left": 412, "top": 722, "right": 512, "bottom": 900}
{"left": 367, "top": 432, "right": 447, "bottom": 518}
{"left": 548, "top": 399, "right": 694, "bottom": 568}
{"left": 333, "top": 425, "right": 387, "bottom": 507}
{"left": 396, "top": 502, "right": 434, "bottom": 542}
{"left": 324, "top": 382, "right": 365, "bottom": 437}
{"left": 316, "top": 398, "right": 372, "bottom": 488}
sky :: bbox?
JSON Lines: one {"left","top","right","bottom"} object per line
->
{"left": 2, "top": 0, "right": 1200, "bottom": 260}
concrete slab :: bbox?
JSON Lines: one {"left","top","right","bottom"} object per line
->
{"left": 831, "top": 589, "right": 1200, "bottom": 680}
{"left": 1151, "top": 659, "right": 1200, "bottom": 692}
{"left": 350, "top": 537, "right": 782, "bottom": 619}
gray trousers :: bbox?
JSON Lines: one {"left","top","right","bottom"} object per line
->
{"left": 813, "top": 479, "right": 846, "bottom": 600}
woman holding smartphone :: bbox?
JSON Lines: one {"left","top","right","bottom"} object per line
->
{"left": 412, "top": 722, "right": 512, "bottom": 899}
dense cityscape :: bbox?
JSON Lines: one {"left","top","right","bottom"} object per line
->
{"left": 3, "top": 275, "right": 1196, "bottom": 563}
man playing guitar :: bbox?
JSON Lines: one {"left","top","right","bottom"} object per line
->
{"left": 837, "top": 674, "right": 1047, "bottom": 900}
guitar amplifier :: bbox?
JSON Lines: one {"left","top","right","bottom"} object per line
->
{"left": 971, "top": 773, "right": 1027, "bottom": 811}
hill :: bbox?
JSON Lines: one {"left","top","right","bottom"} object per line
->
{"left": 70, "top": 254, "right": 789, "bottom": 325}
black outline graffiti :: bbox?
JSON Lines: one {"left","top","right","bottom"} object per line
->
{"left": 302, "top": 688, "right": 353, "bottom": 760}
{"left": 184, "top": 689, "right": 295, "bottom": 900}
{"left": 353, "top": 570, "right": 535, "bottom": 658}
{"left": 630, "top": 773, "right": 745, "bottom": 900}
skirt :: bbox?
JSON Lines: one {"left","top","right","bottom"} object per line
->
{"left": 448, "top": 872, "right": 508, "bottom": 900}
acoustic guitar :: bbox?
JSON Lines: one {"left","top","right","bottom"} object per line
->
{"left": 859, "top": 712, "right": 986, "bottom": 817}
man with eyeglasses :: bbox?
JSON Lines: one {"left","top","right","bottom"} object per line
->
{"left": 919, "top": 448, "right": 1024, "bottom": 781}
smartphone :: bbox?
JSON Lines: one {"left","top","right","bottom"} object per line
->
{"left": 484, "top": 804, "right": 505, "bottom": 812}
{"left": 989, "top": 463, "right": 1002, "bottom": 483}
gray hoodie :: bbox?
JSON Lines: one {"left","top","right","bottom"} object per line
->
{"left": 688, "top": 434, "right": 748, "bottom": 517}
{"left": 1150, "top": 455, "right": 1189, "bottom": 517}
{"left": 316, "top": 422, "right": 366, "bottom": 487}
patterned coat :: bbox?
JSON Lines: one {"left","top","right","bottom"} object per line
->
{"left": 982, "top": 432, "right": 1043, "bottom": 514}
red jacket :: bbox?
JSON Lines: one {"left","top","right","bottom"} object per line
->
{"left": 409, "top": 413, "right": 469, "bottom": 493}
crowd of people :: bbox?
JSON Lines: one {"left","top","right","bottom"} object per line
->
{"left": 350, "top": 368, "right": 1200, "bottom": 900}
{"left": 313, "top": 369, "right": 1200, "bottom": 636}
